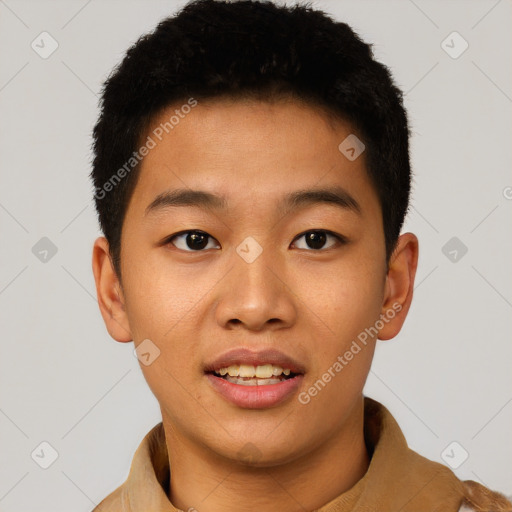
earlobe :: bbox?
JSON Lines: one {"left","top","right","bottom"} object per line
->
{"left": 378, "top": 232, "right": 419, "bottom": 341}
{"left": 91, "top": 236, "right": 132, "bottom": 343}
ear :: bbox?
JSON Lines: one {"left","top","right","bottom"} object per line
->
{"left": 92, "top": 236, "right": 132, "bottom": 342}
{"left": 378, "top": 232, "right": 419, "bottom": 340}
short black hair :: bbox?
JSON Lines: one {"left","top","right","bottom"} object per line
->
{"left": 90, "top": 0, "right": 411, "bottom": 282}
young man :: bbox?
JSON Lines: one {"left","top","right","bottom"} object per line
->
{"left": 89, "top": 1, "right": 511, "bottom": 510}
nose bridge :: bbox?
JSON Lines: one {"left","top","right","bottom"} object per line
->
{"left": 233, "top": 233, "right": 280, "bottom": 298}
{"left": 215, "top": 234, "right": 295, "bottom": 330}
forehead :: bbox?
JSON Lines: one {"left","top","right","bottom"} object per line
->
{"left": 127, "top": 98, "right": 380, "bottom": 221}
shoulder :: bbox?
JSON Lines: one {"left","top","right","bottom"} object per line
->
{"left": 457, "top": 480, "right": 512, "bottom": 512}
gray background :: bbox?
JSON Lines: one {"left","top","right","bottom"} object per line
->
{"left": 0, "top": 0, "right": 511, "bottom": 510}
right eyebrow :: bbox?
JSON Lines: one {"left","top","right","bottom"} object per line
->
{"left": 144, "top": 189, "right": 227, "bottom": 217}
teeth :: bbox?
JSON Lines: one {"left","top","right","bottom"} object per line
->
{"left": 227, "top": 365, "right": 239, "bottom": 377}
{"left": 239, "top": 364, "right": 255, "bottom": 377}
{"left": 255, "top": 364, "right": 273, "bottom": 378}
{"left": 224, "top": 376, "right": 284, "bottom": 386}
{"left": 272, "top": 366, "right": 283, "bottom": 376}
{"left": 214, "top": 363, "right": 294, "bottom": 378}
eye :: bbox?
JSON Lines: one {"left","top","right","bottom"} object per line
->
{"left": 165, "top": 230, "right": 220, "bottom": 251}
{"left": 164, "top": 229, "right": 347, "bottom": 252}
{"left": 292, "top": 230, "right": 347, "bottom": 251}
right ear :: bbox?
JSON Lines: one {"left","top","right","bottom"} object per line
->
{"left": 91, "top": 236, "right": 132, "bottom": 342}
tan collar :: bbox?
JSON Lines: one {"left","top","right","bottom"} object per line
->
{"left": 97, "top": 397, "right": 471, "bottom": 511}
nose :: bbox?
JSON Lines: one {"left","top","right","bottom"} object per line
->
{"left": 214, "top": 242, "right": 297, "bottom": 332}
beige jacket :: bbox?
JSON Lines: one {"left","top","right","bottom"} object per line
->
{"left": 93, "top": 397, "right": 511, "bottom": 511}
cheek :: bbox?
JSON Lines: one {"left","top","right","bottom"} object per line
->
{"left": 300, "top": 266, "right": 383, "bottom": 402}
{"left": 122, "top": 247, "right": 201, "bottom": 340}
{"left": 121, "top": 248, "right": 207, "bottom": 376}
{"left": 298, "top": 269, "right": 381, "bottom": 424}
{"left": 311, "top": 260, "right": 384, "bottom": 339}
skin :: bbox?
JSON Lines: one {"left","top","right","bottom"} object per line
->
{"left": 92, "top": 98, "right": 418, "bottom": 512}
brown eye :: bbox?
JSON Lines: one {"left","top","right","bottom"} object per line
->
{"left": 292, "top": 230, "right": 346, "bottom": 251}
{"left": 166, "top": 231, "right": 220, "bottom": 251}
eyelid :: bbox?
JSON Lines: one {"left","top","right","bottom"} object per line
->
{"left": 163, "top": 229, "right": 348, "bottom": 251}
{"left": 163, "top": 230, "right": 220, "bottom": 251}
{"left": 291, "top": 229, "right": 348, "bottom": 250}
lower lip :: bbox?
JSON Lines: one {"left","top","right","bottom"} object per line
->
{"left": 205, "top": 373, "right": 304, "bottom": 409}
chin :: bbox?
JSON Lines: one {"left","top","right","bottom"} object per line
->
{"left": 212, "top": 432, "right": 310, "bottom": 469}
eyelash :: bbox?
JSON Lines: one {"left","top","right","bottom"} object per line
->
{"left": 163, "top": 229, "right": 348, "bottom": 252}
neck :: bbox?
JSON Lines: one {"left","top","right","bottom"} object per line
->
{"left": 163, "top": 396, "right": 369, "bottom": 512}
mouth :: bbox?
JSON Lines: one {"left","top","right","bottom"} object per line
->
{"left": 207, "top": 363, "right": 299, "bottom": 386}
{"left": 203, "top": 348, "right": 306, "bottom": 409}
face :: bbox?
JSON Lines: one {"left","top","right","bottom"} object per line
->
{"left": 93, "top": 97, "right": 416, "bottom": 466}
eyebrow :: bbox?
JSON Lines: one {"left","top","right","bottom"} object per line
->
{"left": 144, "top": 185, "right": 361, "bottom": 218}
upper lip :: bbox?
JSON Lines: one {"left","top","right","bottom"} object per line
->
{"left": 204, "top": 348, "right": 306, "bottom": 374}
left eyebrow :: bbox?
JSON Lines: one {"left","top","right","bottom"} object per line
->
{"left": 143, "top": 185, "right": 361, "bottom": 218}
{"left": 278, "top": 186, "right": 361, "bottom": 217}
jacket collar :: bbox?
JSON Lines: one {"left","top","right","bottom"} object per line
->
{"left": 117, "top": 397, "right": 466, "bottom": 511}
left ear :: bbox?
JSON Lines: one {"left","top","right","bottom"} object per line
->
{"left": 378, "top": 232, "right": 419, "bottom": 340}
